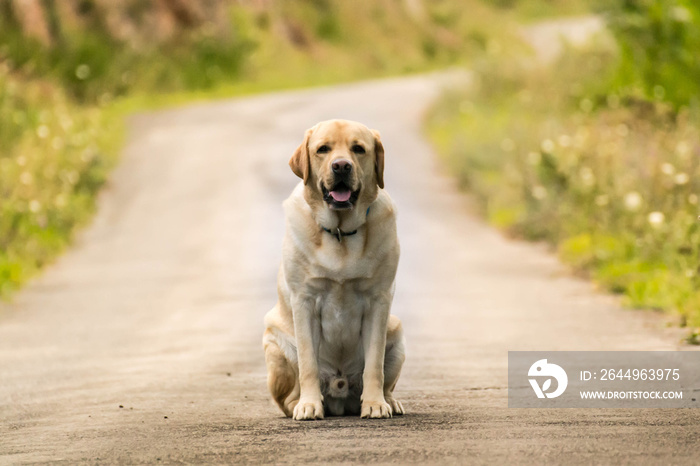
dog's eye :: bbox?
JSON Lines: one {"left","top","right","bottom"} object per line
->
{"left": 317, "top": 145, "right": 331, "bottom": 154}
{"left": 351, "top": 144, "right": 366, "bottom": 154}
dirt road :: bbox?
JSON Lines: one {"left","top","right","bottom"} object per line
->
{"left": 2, "top": 20, "right": 699, "bottom": 465}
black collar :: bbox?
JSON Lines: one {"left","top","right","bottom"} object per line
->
{"left": 321, "top": 226, "right": 357, "bottom": 242}
{"left": 321, "top": 206, "right": 370, "bottom": 242}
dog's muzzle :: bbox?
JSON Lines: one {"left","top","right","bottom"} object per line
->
{"left": 323, "top": 159, "right": 360, "bottom": 210}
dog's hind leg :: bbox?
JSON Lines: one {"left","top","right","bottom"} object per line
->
{"left": 263, "top": 329, "right": 299, "bottom": 417}
{"left": 383, "top": 314, "right": 406, "bottom": 415}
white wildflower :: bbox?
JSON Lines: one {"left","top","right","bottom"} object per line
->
{"left": 648, "top": 211, "right": 665, "bottom": 227}
{"left": 37, "top": 125, "right": 50, "bottom": 139}
{"left": 688, "top": 194, "right": 698, "bottom": 205}
{"left": 81, "top": 148, "right": 96, "bottom": 162}
{"left": 75, "top": 64, "right": 91, "bottom": 80}
{"left": 661, "top": 163, "right": 675, "bottom": 175}
{"left": 676, "top": 141, "right": 691, "bottom": 157}
{"left": 674, "top": 173, "right": 689, "bottom": 185}
{"left": 54, "top": 194, "right": 67, "bottom": 208}
{"left": 558, "top": 135, "right": 571, "bottom": 147}
{"left": 624, "top": 191, "right": 642, "bottom": 211}
{"left": 541, "top": 139, "right": 555, "bottom": 153}
{"left": 60, "top": 115, "right": 74, "bottom": 131}
{"left": 65, "top": 170, "right": 79, "bottom": 185}
{"left": 672, "top": 6, "right": 691, "bottom": 22}
{"left": 532, "top": 185, "right": 547, "bottom": 200}
{"left": 29, "top": 200, "right": 41, "bottom": 213}
{"left": 579, "top": 167, "right": 595, "bottom": 187}
{"left": 20, "top": 171, "right": 33, "bottom": 185}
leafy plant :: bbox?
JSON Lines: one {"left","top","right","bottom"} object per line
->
{"left": 603, "top": 0, "right": 700, "bottom": 109}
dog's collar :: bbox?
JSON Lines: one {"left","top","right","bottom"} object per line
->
{"left": 321, "top": 226, "right": 358, "bottom": 242}
{"left": 321, "top": 207, "right": 370, "bottom": 242}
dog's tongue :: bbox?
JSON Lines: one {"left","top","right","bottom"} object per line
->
{"left": 330, "top": 189, "right": 352, "bottom": 202}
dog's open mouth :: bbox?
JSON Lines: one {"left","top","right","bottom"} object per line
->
{"left": 322, "top": 182, "right": 360, "bottom": 210}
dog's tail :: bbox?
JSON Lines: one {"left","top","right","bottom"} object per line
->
{"left": 328, "top": 375, "right": 349, "bottom": 399}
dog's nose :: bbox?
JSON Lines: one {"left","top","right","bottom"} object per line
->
{"left": 332, "top": 159, "right": 353, "bottom": 175}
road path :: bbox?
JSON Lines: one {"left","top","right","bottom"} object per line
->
{"left": 2, "top": 19, "right": 698, "bottom": 465}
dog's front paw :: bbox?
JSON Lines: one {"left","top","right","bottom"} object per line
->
{"left": 293, "top": 397, "right": 324, "bottom": 421}
{"left": 361, "top": 398, "right": 392, "bottom": 419}
{"left": 385, "top": 396, "right": 405, "bottom": 415}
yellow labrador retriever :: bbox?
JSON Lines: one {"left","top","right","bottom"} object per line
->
{"left": 263, "top": 119, "right": 405, "bottom": 420}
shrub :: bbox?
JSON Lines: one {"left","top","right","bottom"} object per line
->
{"left": 603, "top": 0, "right": 700, "bottom": 109}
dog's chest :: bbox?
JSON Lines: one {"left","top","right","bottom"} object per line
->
{"left": 314, "top": 280, "right": 369, "bottom": 364}
{"left": 310, "top": 237, "right": 379, "bottom": 281}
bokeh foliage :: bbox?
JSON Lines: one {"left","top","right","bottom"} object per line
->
{"left": 428, "top": 3, "right": 700, "bottom": 334}
{"left": 0, "top": 69, "right": 118, "bottom": 294}
{"left": 603, "top": 0, "right": 700, "bottom": 109}
{"left": 0, "top": 1, "right": 254, "bottom": 103}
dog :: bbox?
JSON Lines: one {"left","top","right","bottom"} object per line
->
{"left": 262, "top": 119, "right": 405, "bottom": 420}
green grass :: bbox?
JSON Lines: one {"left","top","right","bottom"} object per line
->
{"left": 0, "top": 71, "right": 124, "bottom": 295}
{"left": 602, "top": 0, "right": 700, "bottom": 110}
{"left": 427, "top": 41, "right": 700, "bottom": 335}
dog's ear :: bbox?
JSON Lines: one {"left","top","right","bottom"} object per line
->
{"left": 289, "top": 128, "right": 313, "bottom": 184}
{"left": 371, "top": 129, "right": 385, "bottom": 189}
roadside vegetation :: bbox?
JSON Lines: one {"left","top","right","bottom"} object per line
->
{"left": 428, "top": 1, "right": 700, "bottom": 339}
{"left": 3, "top": 0, "right": 557, "bottom": 296}
{"left": 0, "top": 0, "right": 614, "bottom": 298}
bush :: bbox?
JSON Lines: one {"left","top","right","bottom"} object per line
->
{"left": 603, "top": 0, "right": 700, "bottom": 109}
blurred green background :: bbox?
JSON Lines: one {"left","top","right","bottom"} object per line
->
{"left": 428, "top": 0, "right": 700, "bottom": 337}
{"left": 1, "top": 0, "right": 699, "bottom": 339}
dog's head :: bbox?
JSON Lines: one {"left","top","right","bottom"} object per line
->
{"left": 289, "top": 119, "right": 384, "bottom": 211}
